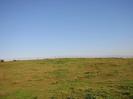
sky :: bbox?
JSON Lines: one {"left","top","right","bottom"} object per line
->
{"left": 0, "top": 0, "right": 133, "bottom": 60}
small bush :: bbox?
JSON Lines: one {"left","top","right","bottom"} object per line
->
{"left": 0, "top": 60, "right": 4, "bottom": 62}
{"left": 33, "top": 96, "right": 38, "bottom": 99}
{"left": 84, "top": 93, "right": 96, "bottom": 99}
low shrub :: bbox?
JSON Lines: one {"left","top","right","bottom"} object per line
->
{"left": 0, "top": 60, "right": 4, "bottom": 62}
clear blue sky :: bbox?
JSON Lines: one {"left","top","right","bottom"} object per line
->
{"left": 0, "top": 0, "right": 133, "bottom": 59}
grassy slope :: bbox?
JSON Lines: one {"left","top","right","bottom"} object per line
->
{"left": 0, "top": 58, "right": 133, "bottom": 99}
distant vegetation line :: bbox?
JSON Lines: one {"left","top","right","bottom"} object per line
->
{"left": 1, "top": 56, "right": 133, "bottom": 62}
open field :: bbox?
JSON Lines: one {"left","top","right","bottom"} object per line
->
{"left": 0, "top": 58, "right": 133, "bottom": 99}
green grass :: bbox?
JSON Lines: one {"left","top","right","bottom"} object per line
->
{"left": 0, "top": 58, "right": 133, "bottom": 99}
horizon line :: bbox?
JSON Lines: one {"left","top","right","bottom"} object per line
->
{"left": 1, "top": 55, "right": 133, "bottom": 61}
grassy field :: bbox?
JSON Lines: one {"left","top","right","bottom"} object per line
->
{"left": 0, "top": 58, "right": 133, "bottom": 99}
